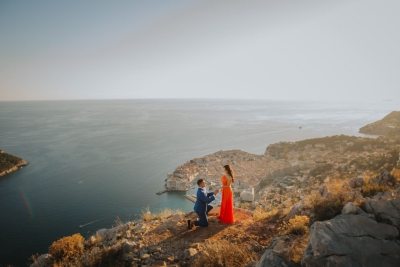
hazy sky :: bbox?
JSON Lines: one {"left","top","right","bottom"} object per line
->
{"left": 1, "top": 0, "right": 399, "bottom": 101}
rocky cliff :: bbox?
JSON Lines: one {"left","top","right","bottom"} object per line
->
{"left": 359, "top": 111, "right": 400, "bottom": 135}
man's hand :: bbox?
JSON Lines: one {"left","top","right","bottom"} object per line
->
{"left": 214, "top": 189, "right": 219, "bottom": 195}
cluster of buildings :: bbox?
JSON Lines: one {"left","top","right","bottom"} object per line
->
{"left": 163, "top": 135, "right": 400, "bottom": 210}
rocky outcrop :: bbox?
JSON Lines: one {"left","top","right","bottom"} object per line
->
{"left": 359, "top": 111, "right": 400, "bottom": 135}
{"left": 302, "top": 204, "right": 400, "bottom": 267}
{"left": 255, "top": 236, "right": 300, "bottom": 267}
{"left": 364, "top": 198, "right": 400, "bottom": 227}
{"left": 348, "top": 177, "right": 364, "bottom": 188}
{"left": 369, "top": 171, "right": 397, "bottom": 186}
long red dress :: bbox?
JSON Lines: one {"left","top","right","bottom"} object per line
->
{"left": 218, "top": 175, "right": 235, "bottom": 224}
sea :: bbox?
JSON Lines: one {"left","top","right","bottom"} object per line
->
{"left": 0, "top": 99, "right": 398, "bottom": 266}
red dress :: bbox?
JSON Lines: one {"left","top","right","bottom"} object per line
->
{"left": 218, "top": 175, "right": 235, "bottom": 224}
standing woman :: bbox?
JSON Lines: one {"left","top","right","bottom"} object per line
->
{"left": 218, "top": 164, "right": 235, "bottom": 224}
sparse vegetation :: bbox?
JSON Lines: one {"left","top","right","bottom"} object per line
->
{"left": 310, "top": 193, "right": 354, "bottom": 223}
{"left": 190, "top": 240, "right": 254, "bottom": 267}
{"left": 238, "top": 202, "right": 256, "bottom": 211}
{"left": 48, "top": 233, "right": 84, "bottom": 262}
{"left": 141, "top": 206, "right": 184, "bottom": 221}
{"left": 360, "top": 183, "right": 391, "bottom": 198}
{"left": 288, "top": 235, "right": 309, "bottom": 263}
{"left": 253, "top": 207, "right": 278, "bottom": 221}
{"left": 279, "top": 216, "right": 310, "bottom": 235}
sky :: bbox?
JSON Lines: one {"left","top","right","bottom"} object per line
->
{"left": 1, "top": 0, "right": 399, "bottom": 101}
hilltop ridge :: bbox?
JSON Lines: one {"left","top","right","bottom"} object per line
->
{"left": 359, "top": 111, "right": 400, "bottom": 135}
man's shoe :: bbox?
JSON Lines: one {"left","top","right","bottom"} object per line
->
{"left": 187, "top": 220, "right": 192, "bottom": 229}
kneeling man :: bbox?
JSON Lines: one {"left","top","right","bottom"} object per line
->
{"left": 188, "top": 179, "right": 218, "bottom": 228}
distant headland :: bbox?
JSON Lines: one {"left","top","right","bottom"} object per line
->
{"left": 359, "top": 111, "right": 400, "bottom": 135}
{"left": 0, "top": 150, "right": 28, "bottom": 177}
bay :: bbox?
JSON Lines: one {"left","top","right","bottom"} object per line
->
{"left": 0, "top": 99, "right": 398, "bottom": 266}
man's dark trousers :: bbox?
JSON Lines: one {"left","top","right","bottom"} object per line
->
{"left": 194, "top": 204, "right": 213, "bottom": 227}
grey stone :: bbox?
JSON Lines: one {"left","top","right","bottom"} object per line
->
{"left": 123, "top": 240, "right": 137, "bottom": 252}
{"left": 349, "top": 177, "right": 364, "bottom": 188}
{"left": 342, "top": 202, "right": 364, "bottom": 215}
{"left": 255, "top": 236, "right": 300, "bottom": 267}
{"left": 30, "top": 254, "right": 53, "bottom": 267}
{"left": 183, "top": 248, "right": 198, "bottom": 259}
{"left": 286, "top": 203, "right": 311, "bottom": 219}
{"left": 148, "top": 246, "right": 162, "bottom": 253}
{"left": 301, "top": 214, "right": 400, "bottom": 267}
{"left": 140, "top": 253, "right": 151, "bottom": 260}
{"left": 364, "top": 198, "right": 400, "bottom": 226}
{"left": 171, "top": 214, "right": 182, "bottom": 222}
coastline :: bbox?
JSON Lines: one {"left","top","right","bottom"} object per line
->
{"left": 0, "top": 150, "right": 29, "bottom": 177}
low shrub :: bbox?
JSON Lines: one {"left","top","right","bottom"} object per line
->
{"left": 288, "top": 235, "right": 309, "bottom": 263}
{"left": 310, "top": 193, "right": 352, "bottom": 223}
{"left": 392, "top": 169, "right": 400, "bottom": 181}
{"left": 280, "top": 216, "right": 310, "bottom": 235}
{"left": 48, "top": 233, "right": 84, "bottom": 261}
{"left": 190, "top": 240, "right": 253, "bottom": 267}
{"left": 360, "top": 183, "right": 391, "bottom": 198}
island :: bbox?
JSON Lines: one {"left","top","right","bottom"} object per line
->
{"left": 359, "top": 110, "right": 400, "bottom": 135}
{"left": 0, "top": 149, "right": 29, "bottom": 177}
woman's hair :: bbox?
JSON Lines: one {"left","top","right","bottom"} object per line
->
{"left": 223, "top": 165, "right": 235, "bottom": 183}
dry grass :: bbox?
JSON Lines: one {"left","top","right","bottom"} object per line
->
{"left": 279, "top": 216, "right": 310, "bottom": 235}
{"left": 392, "top": 169, "right": 400, "bottom": 181}
{"left": 48, "top": 234, "right": 84, "bottom": 262}
{"left": 326, "top": 178, "right": 348, "bottom": 194}
{"left": 141, "top": 207, "right": 184, "bottom": 221}
{"left": 253, "top": 207, "right": 278, "bottom": 221}
{"left": 48, "top": 245, "right": 128, "bottom": 267}
{"left": 288, "top": 234, "right": 309, "bottom": 263}
{"left": 190, "top": 240, "right": 253, "bottom": 267}
{"left": 360, "top": 183, "right": 391, "bottom": 198}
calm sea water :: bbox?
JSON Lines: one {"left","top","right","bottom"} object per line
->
{"left": 0, "top": 99, "right": 398, "bottom": 266}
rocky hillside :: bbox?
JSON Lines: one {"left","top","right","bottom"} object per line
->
{"left": 359, "top": 111, "right": 400, "bottom": 135}
{"left": 30, "top": 170, "right": 400, "bottom": 267}
{"left": 0, "top": 150, "right": 28, "bottom": 177}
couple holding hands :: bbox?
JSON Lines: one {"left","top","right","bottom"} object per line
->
{"left": 188, "top": 164, "right": 235, "bottom": 229}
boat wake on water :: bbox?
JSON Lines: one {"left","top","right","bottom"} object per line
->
{"left": 79, "top": 219, "right": 103, "bottom": 228}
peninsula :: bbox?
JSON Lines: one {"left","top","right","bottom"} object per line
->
{"left": 359, "top": 110, "right": 400, "bottom": 135}
{"left": 0, "top": 149, "right": 28, "bottom": 177}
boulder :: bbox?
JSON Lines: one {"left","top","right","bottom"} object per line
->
{"left": 286, "top": 203, "right": 311, "bottom": 219}
{"left": 255, "top": 236, "right": 300, "bottom": 267}
{"left": 171, "top": 214, "right": 182, "bottom": 222}
{"left": 30, "top": 254, "right": 53, "bottom": 267}
{"left": 364, "top": 198, "right": 400, "bottom": 227}
{"left": 370, "top": 171, "right": 396, "bottom": 186}
{"left": 183, "top": 248, "right": 198, "bottom": 259}
{"left": 122, "top": 240, "right": 137, "bottom": 253}
{"left": 301, "top": 214, "right": 400, "bottom": 267}
{"left": 348, "top": 177, "right": 364, "bottom": 188}
{"left": 342, "top": 202, "right": 363, "bottom": 215}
